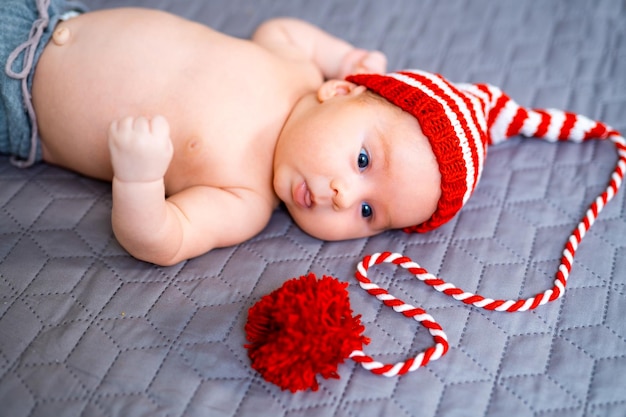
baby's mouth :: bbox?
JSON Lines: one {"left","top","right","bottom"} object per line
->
{"left": 293, "top": 181, "right": 312, "bottom": 209}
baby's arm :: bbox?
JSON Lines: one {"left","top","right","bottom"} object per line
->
{"left": 252, "top": 18, "right": 386, "bottom": 79}
{"left": 108, "top": 116, "right": 271, "bottom": 266}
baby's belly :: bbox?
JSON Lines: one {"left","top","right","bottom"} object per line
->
{"left": 31, "top": 8, "right": 220, "bottom": 180}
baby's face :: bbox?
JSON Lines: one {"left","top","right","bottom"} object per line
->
{"left": 273, "top": 81, "right": 441, "bottom": 241}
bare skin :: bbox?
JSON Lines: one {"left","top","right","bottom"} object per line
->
{"left": 32, "top": 9, "right": 365, "bottom": 264}
{"left": 30, "top": 8, "right": 439, "bottom": 266}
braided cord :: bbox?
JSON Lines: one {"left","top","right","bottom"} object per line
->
{"left": 349, "top": 253, "right": 449, "bottom": 377}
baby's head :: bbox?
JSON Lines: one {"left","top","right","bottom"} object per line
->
{"left": 272, "top": 72, "right": 441, "bottom": 240}
{"left": 273, "top": 69, "right": 607, "bottom": 241}
{"left": 273, "top": 70, "right": 494, "bottom": 240}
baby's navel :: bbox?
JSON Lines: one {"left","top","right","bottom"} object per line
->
{"left": 52, "top": 26, "right": 71, "bottom": 46}
{"left": 186, "top": 137, "right": 202, "bottom": 153}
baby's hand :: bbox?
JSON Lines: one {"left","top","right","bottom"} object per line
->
{"left": 338, "top": 48, "right": 387, "bottom": 78}
{"left": 108, "top": 115, "right": 174, "bottom": 183}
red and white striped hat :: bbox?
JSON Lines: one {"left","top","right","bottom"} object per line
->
{"left": 246, "top": 70, "right": 626, "bottom": 391}
{"left": 347, "top": 70, "right": 620, "bottom": 233}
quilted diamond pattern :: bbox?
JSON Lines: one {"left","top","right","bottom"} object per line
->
{"left": 1, "top": 0, "right": 625, "bottom": 416}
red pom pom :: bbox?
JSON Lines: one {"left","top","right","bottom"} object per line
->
{"left": 245, "top": 273, "right": 369, "bottom": 392}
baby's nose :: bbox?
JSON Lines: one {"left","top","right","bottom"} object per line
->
{"left": 331, "top": 178, "right": 358, "bottom": 210}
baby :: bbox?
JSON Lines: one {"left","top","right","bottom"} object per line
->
{"left": 3, "top": 0, "right": 622, "bottom": 267}
{"left": 4, "top": 0, "right": 429, "bottom": 266}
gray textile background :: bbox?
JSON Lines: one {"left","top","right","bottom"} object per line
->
{"left": 1, "top": 0, "right": 626, "bottom": 416}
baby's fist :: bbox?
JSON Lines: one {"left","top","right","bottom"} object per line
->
{"left": 339, "top": 49, "right": 387, "bottom": 78}
{"left": 108, "top": 115, "right": 174, "bottom": 183}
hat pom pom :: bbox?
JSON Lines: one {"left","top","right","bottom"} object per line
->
{"left": 245, "top": 273, "right": 369, "bottom": 392}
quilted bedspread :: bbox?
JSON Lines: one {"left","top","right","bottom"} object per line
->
{"left": 1, "top": 0, "right": 626, "bottom": 416}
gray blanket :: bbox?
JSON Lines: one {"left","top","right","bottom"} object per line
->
{"left": 1, "top": 0, "right": 625, "bottom": 416}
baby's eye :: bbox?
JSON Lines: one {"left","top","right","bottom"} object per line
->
{"left": 357, "top": 148, "right": 369, "bottom": 171}
{"left": 361, "top": 202, "right": 373, "bottom": 219}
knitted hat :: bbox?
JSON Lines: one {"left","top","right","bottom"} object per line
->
{"left": 346, "top": 70, "right": 619, "bottom": 233}
{"left": 245, "top": 70, "right": 626, "bottom": 393}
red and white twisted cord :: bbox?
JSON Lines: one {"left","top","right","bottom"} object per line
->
{"left": 351, "top": 133, "right": 625, "bottom": 375}
{"left": 349, "top": 254, "right": 449, "bottom": 377}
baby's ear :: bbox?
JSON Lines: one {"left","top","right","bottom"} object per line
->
{"left": 317, "top": 80, "right": 366, "bottom": 102}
